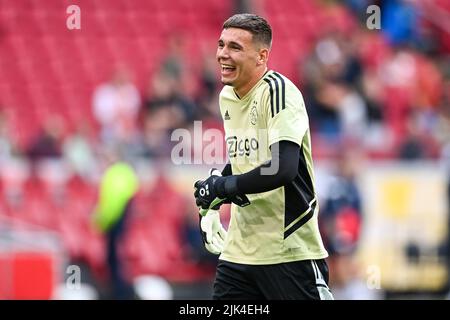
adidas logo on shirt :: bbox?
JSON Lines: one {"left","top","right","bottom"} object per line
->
{"left": 224, "top": 110, "right": 231, "bottom": 120}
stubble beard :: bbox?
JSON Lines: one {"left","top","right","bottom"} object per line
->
{"left": 221, "top": 79, "right": 233, "bottom": 86}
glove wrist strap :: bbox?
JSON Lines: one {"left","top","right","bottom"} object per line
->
{"left": 216, "top": 176, "right": 239, "bottom": 198}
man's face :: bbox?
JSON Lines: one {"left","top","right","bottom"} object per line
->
{"left": 216, "top": 28, "right": 261, "bottom": 92}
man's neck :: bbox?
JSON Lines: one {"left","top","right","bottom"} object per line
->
{"left": 235, "top": 67, "right": 268, "bottom": 99}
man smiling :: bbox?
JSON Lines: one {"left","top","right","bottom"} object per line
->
{"left": 194, "top": 13, "right": 333, "bottom": 300}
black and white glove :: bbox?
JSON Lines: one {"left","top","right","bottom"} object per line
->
{"left": 194, "top": 169, "right": 251, "bottom": 216}
{"left": 194, "top": 169, "right": 225, "bottom": 216}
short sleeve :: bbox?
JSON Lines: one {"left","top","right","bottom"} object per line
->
{"left": 263, "top": 74, "right": 309, "bottom": 147}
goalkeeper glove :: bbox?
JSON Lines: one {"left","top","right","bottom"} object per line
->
{"left": 199, "top": 209, "right": 227, "bottom": 255}
{"left": 194, "top": 169, "right": 225, "bottom": 215}
{"left": 194, "top": 168, "right": 251, "bottom": 216}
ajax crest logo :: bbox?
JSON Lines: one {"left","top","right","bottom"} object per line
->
{"left": 250, "top": 105, "right": 258, "bottom": 125}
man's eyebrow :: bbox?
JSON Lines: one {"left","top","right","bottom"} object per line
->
{"left": 218, "top": 39, "right": 243, "bottom": 49}
{"left": 228, "top": 41, "right": 243, "bottom": 49}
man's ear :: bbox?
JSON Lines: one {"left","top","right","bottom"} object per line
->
{"left": 257, "top": 48, "right": 269, "bottom": 66}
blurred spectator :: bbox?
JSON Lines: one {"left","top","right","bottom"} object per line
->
{"left": 321, "top": 147, "right": 363, "bottom": 257}
{"left": 338, "top": 85, "right": 368, "bottom": 142}
{"left": 26, "top": 115, "right": 64, "bottom": 163}
{"left": 161, "top": 32, "right": 201, "bottom": 99}
{"left": 195, "top": 55, "right": 222, "bottom": 121}
{"left": 145, "top": 70, "right": 195, "bottom": 127}
{"left": 161, "top": 34, "right": 185, "bottom": 83}
{"left": 92, "top": 160, "right": 139, "bottom": 300}
{"left": 310, "top": 32, "right": 363, "bottom": 85}
{"left": 360, "top": 70, "right": 387, "bottom": 138}
{"left": 320, "top": 146, "right": 377, "bottom": 299}
{"left": 397, "top": 110, "right": 434, "bottom": 160}
{"left": 63, "top": 123, "right": 98, "bottom": 182}
{"left": 92, "top": 66, "right": 141, "bottom": 145}
{"left": 141, "top": 114, "right": 174, "bottom": 158}
{"left": 318, "top": 81, "right": 368, "bottom": 142}
{"left": 25, "top": 116, "right": 68, "bottom": 207}
{"left": 142, "top": 69, "right": 197, "bottom": 158}
{"left": 302, "top": 32, "right": 366, "bottom": 143}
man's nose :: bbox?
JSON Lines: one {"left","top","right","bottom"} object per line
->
{"left": 217, "top": 47, "right": 229, "bottom": 60}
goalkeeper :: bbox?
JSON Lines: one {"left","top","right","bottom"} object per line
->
{"left": 194, "top": 14, "right": 333, "bottom": 300}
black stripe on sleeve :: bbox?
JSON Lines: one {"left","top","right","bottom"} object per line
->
{"left": 263, "top": 78, "right": 274, "bottom": 118}
{"left": 267, "top": 75, "right": 280, "bottom": 115}
{"left": 273, "top": 72, "right": 285, "bottom": 110}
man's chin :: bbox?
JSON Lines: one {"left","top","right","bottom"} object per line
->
{"left": 221, "top": 78, "right": 234, "bottom": 86}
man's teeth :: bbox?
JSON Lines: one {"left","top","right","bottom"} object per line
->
{"left": 222, "top": 65, "right": 235, "bottom": 71}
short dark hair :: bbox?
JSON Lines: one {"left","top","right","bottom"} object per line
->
{"left": 223, "top": 14, "right": 272, "bottom": 49}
